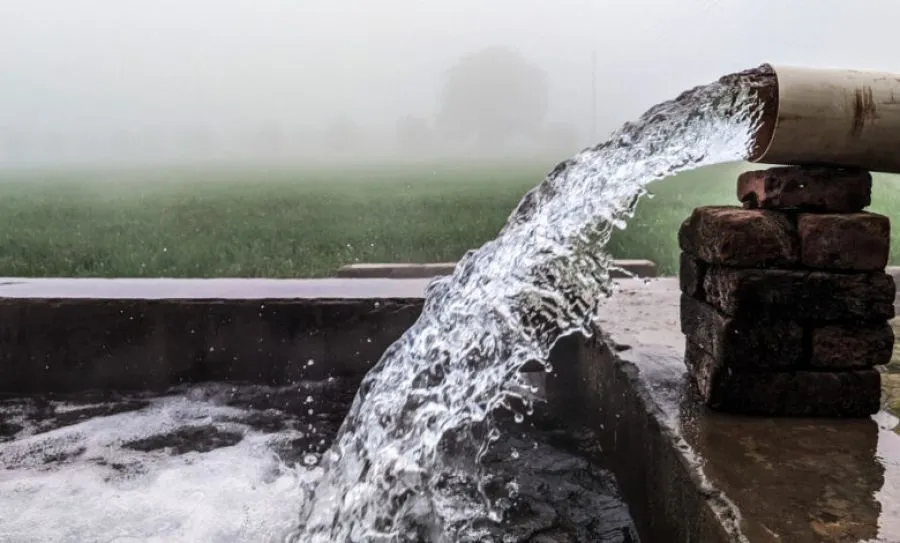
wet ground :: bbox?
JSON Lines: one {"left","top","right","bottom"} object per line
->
{"left": 880, "top": 319, "right": 900, "bottom": 422}
{"left": 0, "top": 381, "right": 637, "bottom": 543}
{"left": 578, "top": 278, "right": 900, "bottom": 543}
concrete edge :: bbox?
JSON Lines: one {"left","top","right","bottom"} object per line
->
{"left": 336, "top": 259, "right": 659, "bottom": 279}
{"left": 547, "top": 335, "right": 741, "bottom": 543}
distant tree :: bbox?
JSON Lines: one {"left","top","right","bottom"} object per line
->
{"left": 436, "top": 46, "right": 549, "bottom": 148}
{"left": 395, "top": 115, "right": 432, "bottom": 152}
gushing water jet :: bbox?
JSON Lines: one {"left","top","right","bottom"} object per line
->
{"left": 293, "top": 62, "right": 900, "bottom": 542}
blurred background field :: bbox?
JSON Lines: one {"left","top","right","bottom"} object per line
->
{"left": 0, "top": 161, "right": 897, "bottom": 278}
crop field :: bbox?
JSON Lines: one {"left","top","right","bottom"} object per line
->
{"left": 0, "top": 161, "right": 898, "bottom": 278}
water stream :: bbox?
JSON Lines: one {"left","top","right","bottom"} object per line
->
{"left": 291, "top": 65, "right": 776, "bottom": 542}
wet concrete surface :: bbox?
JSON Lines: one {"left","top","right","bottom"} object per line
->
{"left": 550, "top": 278, "right": 900, "bottom": 543}
{"left": 881, "top": 319, "right": 900, "bottom": 421}
{"left": 0, "top": 277, "right": 431, "bottom": 299}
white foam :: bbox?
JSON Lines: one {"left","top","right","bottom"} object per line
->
{"left": 0, "top": 394, "right": 321, "bottom": 543}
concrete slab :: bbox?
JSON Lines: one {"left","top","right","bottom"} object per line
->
{"left": 0, "top": 277, "right": 430, "bottom": 299}
{"left": 888, "top": 266, "right": 900, "bottom": 283}
{"left": 548, "top": 278, "right": 900, "bottom": 543}
{"left": 336, "top": 263, "right": 458, "bottom": 278}
{"left": 336, "top": 259, "right": 659, "bottom": 279}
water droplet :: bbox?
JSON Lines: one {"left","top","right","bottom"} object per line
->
{"left": 507, "top": 483, "right": 520, "bottom": 500}
{"left": 514, "top": 413, "right": 524, "bottom": 424}
{"left": 510, "top": 449, "right": 520, "bottom": 459}
{"left": 303, "top": 454, "right": 318, "bottom": 466}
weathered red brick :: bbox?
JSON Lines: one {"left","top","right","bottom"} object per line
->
{"left": 678, "top": 253, "right": 706, "bottom": 300}
{"left": 703, "top": 267, "right": 895, "bottom": 322}
{"left": 810, "top": 322, "right": 894, "bottom": 369}
{"left": 677, "top": 206, "right": 798, "bottom": 267}
{"left": 680, "top": 295, "right": 801, "bottom": 369}
{"left": 685, "top": 340, "right": 880, "bottom": 417}
{"left": 737, "top": 166, "right": 872, "bottom": 212}
{"left": 798, "top": 212, "right": 890, "bottom": 271}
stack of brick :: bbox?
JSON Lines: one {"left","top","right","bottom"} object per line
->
{"left": 678, "top": 166, "right": 895, "bottom": 417}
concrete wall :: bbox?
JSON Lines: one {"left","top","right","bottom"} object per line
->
{"left": 0, "top": 280, "right": 425, "bottom": 394}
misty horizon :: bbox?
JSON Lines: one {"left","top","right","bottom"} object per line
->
{"left": 3, "top": 0, "right": 900, "bottom": 166}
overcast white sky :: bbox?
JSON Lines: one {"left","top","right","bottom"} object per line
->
{"left": 2, "top": 0, "right": 899, "bottom": 161}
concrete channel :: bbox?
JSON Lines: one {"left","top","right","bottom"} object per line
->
{"left": 0, "top": 276, "right": 897, "bottom": 542}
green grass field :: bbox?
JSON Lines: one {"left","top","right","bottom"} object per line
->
{"left": 0, "top": 161, "right": 898, "bottom": 278}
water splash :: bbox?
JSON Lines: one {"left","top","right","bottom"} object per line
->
{"left": 290, "top": 66, "right": 776, "bottom": 542}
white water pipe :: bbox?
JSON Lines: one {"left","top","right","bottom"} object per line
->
{"left": 750, "top": 64, "right": 900, "bottom": 174}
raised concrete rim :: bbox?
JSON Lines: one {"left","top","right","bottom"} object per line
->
{"left": 336, "top": 259, "right": 659, "bottom": 279}
{"left": 0, "top": 277, "right": 431, "bottom": 300}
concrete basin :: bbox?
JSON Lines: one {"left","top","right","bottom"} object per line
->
{"left": 0, "top": 277, "right": 897, "bottom": 542}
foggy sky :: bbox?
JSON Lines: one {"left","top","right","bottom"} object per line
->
{"left": 3, "top": 0, "right": 900, "bottom": 164}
